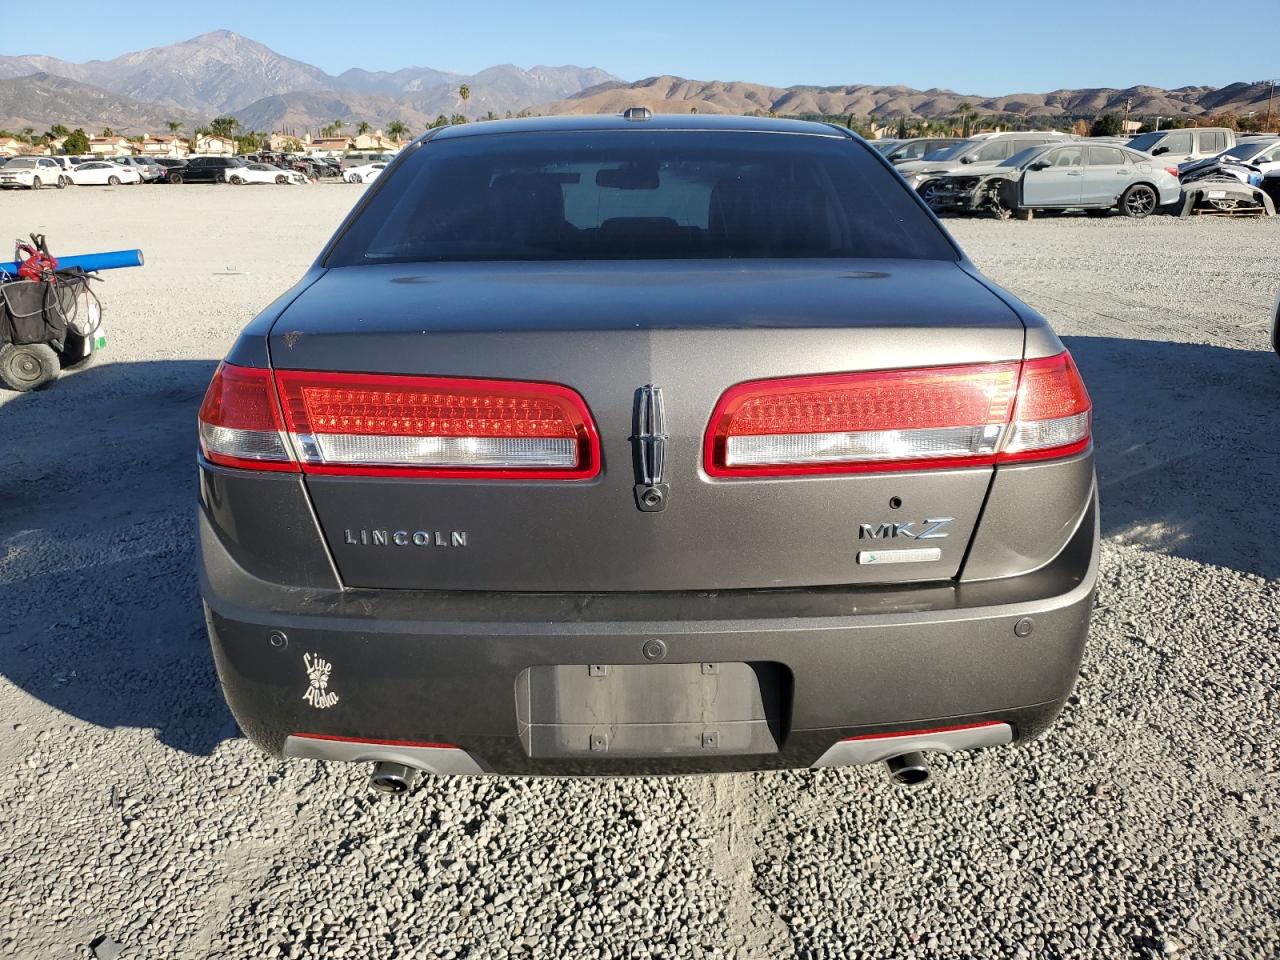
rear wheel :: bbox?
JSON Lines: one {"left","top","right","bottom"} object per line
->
{"left": 276, "top": 174, "right": 289, "bottom": 184}
{"left": 349, "top": 173, "right": 363, "bottom": 183}
{"left": 31, "top": 176, "right": 42, "bottom": 189}
{"left": 0, "top": 343, "right": 60, "bottom": 392}
{"left": 230, "top": 175, "right": 245, "bottom": 185}
{"left": 56, "top": 176, "right": 66, "bottom": 189}
{"left": 107, "top": 175, "right": 120, "bottom": 186}
{"left": 1120, "top": 184, "right": 1157, "bottom": 218}
{"left": 169, "top": 172, "right": 184, "bottom": 184}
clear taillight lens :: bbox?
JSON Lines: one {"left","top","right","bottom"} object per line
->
{"left": 273, "top": 370, "right": 600, "bottom": 479}
{"left": 705, "top": 352, "right": 1090, "bottom": 476}
{"left": 198, "top": 363, "right": 297, "bottom": 471}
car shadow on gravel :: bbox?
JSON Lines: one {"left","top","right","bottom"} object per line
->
{"left": 1065, "top": 335, "right": 1280, "bottom": 579}
{"left": 0, "top": 359, "right": 235, "bottom": 756}
{"left": 0, "top": 340, "right": 1275, "bottom": 756}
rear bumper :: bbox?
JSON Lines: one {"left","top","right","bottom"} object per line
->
{"left": 199, "top": 483, "right": 1098, "bottom": 776}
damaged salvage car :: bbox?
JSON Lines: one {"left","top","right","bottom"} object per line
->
{"left": 197, "top": 114, "right": 1098, "bottom": 792}
{"left": 930, "top": 142, "right": 1181, "bottom": 220}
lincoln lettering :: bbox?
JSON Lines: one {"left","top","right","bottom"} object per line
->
{"left": 344, "top": 529, "right": 469, "bottom": 547}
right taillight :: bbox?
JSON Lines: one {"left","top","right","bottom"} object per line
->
{"left": 704, "top": 351, "right": 1090, "bottom": 476}
{"left": 997, "top": 351, "right": 1091, "bottom": 463}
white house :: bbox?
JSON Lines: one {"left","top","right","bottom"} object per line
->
{"left": 192, "top": 134, "right": 235, "bottom": 156}
{"left": 139, "top": 135, "right": 189, "bottom": 158}
{"left": 88, "top": 136, "right": 134, "bottom": 158}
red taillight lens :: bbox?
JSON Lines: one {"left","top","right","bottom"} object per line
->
{"left": 198, "top": 362, "right": 297, "bottom": 471}
{"left": 273, "top": 370, "right": 600, "bottom": 479}
{"left": 704, "top": 352, "right": 1090, "bottom": 476}
{"left": 997, "top": 352, "right": 1091, "bottom": 463}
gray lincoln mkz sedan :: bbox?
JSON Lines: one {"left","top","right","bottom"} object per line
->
{"left": 198, "top": 113, "right": 1097, "bottom": 792}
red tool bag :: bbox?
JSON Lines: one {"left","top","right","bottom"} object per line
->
{"left": 15, "top": 241, "right": 58, "bottom": 282}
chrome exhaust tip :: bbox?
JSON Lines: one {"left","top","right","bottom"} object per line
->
{"left": 885, "top": 751, "right": 931, "bottom": 786}
{"left": 369, "top": 761, "right": 420, "bottom": 795}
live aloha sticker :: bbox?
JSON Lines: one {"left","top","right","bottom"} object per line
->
{"left": 302, "top": 653, "right": 340, "bottom": 709}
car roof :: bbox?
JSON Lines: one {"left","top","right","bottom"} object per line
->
{"left": 426, "top": 113, "right": 849, "bottom": 141}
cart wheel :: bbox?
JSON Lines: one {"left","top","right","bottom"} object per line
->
{"left": 0, "top": 343, "right": 60, "bottom": 392}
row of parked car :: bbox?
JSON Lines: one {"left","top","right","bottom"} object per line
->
{"left": 874, "top": 128, "right": 1280, "bottom": 219}
{"left": 0, "top": 151, "right": 391, "bottom": 190}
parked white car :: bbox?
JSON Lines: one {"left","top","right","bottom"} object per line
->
{"left": 226, "top": 163, "right": 308, "bottom": 185}
{"left": 111, "top": 156, "right": 165, "bottom": 182}
{"left": 0, "top": 156, "right": 68, "bottom": 189}
{"left": 67, "top": 161, "right": 142, "bottom": 186}
{"left": 345, "top": 162, "right": 386, "bottom": 184}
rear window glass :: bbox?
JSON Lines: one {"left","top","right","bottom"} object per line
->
{"left": 326, "top": 130, "right": 957, "bottom": 265}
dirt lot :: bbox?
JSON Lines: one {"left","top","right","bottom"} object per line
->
{"left": 1, "top": 184, "right": 1277, "bottom": 960}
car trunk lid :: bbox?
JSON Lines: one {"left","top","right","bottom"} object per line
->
{"left": 268, "top": 259, "right": 1025, "bottom": 592}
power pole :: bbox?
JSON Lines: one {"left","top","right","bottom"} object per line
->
{"left": 1266, "top": 79, "right": 1277, "bottom": 134}
{"left": 1122, "top": 97, "right": 1132, "bottom": 136}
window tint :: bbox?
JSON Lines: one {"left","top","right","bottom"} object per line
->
{"left": 1088, "top": 146, "right": 1127, "bottom": 166}
{"left": 1198, "top": 131, "right": 1226, "bottom": 153}
{"left": 972, "top": 140, "right": 1012, "bottom": 163}
{"left": 922, "top": 141, "right": 971, "bottom": 161}
{"left": 1048, "top": 147, "right": 1084, "bottom": 168}
{"left": 999, "top": 147, "right": 1045, "bottom": 168}
{"left": 327, "top": 131, "right": 958, "bottom": 265}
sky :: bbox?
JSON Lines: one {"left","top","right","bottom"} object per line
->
{"left": 7, "top": 0, "right": 1274, "bottom": 93}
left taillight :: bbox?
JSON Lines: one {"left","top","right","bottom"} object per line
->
{"left": 198, "top": 362, "right": 297, "bottom": 472}
{"left": 273, "top": 370, "right": 600, "bottom": 479}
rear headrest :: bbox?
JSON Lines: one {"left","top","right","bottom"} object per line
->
{"left": 489, "top": 174, "right": 568, "bottom": 246}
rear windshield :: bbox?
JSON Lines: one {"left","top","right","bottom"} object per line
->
{"left": 326, "top": 130, "right": 957, "bottom": 265}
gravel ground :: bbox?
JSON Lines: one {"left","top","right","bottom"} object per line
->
{"left": 0, "top": 184, "right": 1277, "bottom": 960}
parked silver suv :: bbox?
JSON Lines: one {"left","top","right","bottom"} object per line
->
{"left": 1126, "top": 127, "right": 1235, "bottom": 164}
{"left": 895, "top": 132, "right": 1078, "bottom": 206}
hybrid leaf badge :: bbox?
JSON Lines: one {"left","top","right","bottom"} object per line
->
{"left": 632, "top": 385, "right": 669, "bottom": 512}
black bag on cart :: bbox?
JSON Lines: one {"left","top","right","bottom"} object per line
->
{"left": 0, "top": 279, "right": 68, "bottom": 349}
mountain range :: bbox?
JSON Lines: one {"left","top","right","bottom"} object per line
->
{"left": 543, "top": 76, "right": 1276, "bottom": 123}
{"left": 0, "top": 31, "right": 617, "bottom": 133}
{"left": 0, "top": 31, "right": 1272, "bottom": 137}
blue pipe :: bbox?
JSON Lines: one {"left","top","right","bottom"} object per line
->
{"left": 0, "top": 248, "right": 144, "bottom": 277}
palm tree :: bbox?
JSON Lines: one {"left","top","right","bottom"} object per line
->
{"left": 483, "top": 111, "right": 498, "bottom": 122}
{"left": 331, "top": 119, "right": 345, "bottom": 135}
{"left": 101, "top": 127, "right": 115, "bottom": 138}
{"left": 459, "top": 84, "right": 471, "bottom": 104}
{"left": 167, "top": 121, "right": 183, "bottom": 135}
{"left": 357, "top": 121, "right": 370, "bottom": 136}
{"left": 386, "top": 120, "right": 408, "bottom": 142}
